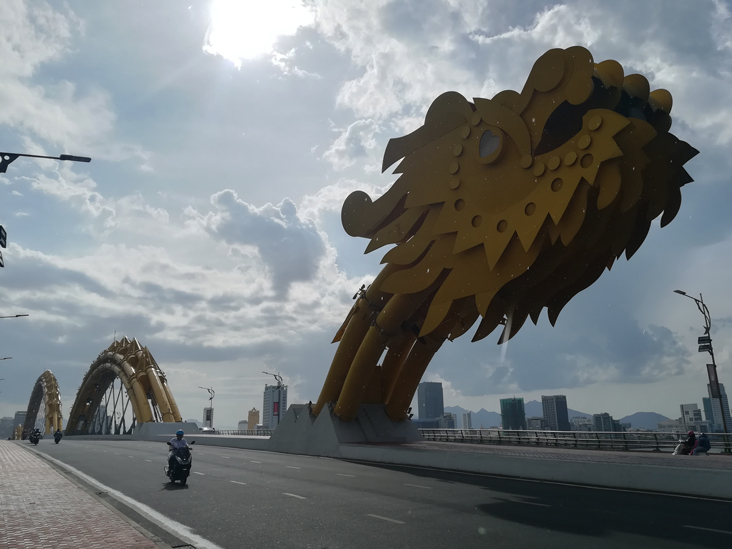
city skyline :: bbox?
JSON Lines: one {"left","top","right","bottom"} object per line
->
{"left": 1, "top": 1, "right": 731, "bottom": 425}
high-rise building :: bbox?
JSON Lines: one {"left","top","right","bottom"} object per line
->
{"left": 680, "top": 404, "right": 703, "bottom": 425}
{"left": 0, "top": 417, "right": 14, "bottom": 439}
{"left": 417, "top": 382, "right": 444, "bottom": 420}
{"left": 462, "top": 412, "right": 472, "bottom": 430}
{"left": 542, "top": 395, "right": 570, "bottom": 431}
{"left": 707, "top": 383, "right": 731, "bottom": 432}
{"left": 247, "top": 408, "right": 260, "bottom": 430}
{"left": 702, "top": 398, "right": 718, "bottom": 432}
{"left": 438, "top": 413, "right": 457, "bottom": 428}
{"left": 263, "top": 384, "right": 287, "bottom": 429}
{"left": 593, "top": 412, "right": 614, "bottom": 432}
{"left": 500, "top": 397, "right": 526, "bottom": 430}
{"left": 237, "top": 419, "right": 248, "bottom": 431}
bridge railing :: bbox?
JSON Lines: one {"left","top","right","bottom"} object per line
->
{"left": 418, "top": 429, "right": 731, "bottom": 453}
{"left": 198, "top": 429, "right": 275, "bottom": 437}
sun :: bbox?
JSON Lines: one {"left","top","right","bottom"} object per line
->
{"left": 203, "top": 0, "right": 314, "bottom": 67}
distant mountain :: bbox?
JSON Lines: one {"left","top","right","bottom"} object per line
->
{"left": 618, "top": 412, "right": 670, "bottom": 430}
{"left": 445, "top": 406, "right": 501, "bottom": 428}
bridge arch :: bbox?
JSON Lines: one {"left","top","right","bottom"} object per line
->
{"left": 23, "top": 370, "right": 63, "bottom": 435}
{"left": 65, "top": 337, "right": 182, "bottom": 435}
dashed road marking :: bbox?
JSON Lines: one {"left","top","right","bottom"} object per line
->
{"left": 128, "top": 456, "right": 134, "bottom": 459}
{"left": 250, "top": 460, "right": 261, "bottom": 464}
{"left": 286, "top": 466, "right": 300, "bottom": 469}
{"left": 193, "top": 472, "right": 205, "bottom": 475}
{"left": 220, "top": 456, "right": 230, "bottom": 459}
{"left": 683, "top": 525, "right": 732, "bottom": 535}
{"left": 337, "top": 473, "right": 356, "bottom": 477}
{"left": 231, "top": 481, "right": 246, "bottom": 485}
{"left": 367, "top": 514, "right": 404, "bottom": 524}
{"left": 283, "top": 493, "right": 306, "bottom": 499}
{"left": 404, "top": 483, "right": 431, "bottom": 489}
{"left": 145, "top": 459, "right": 152, "bottom": 462}
{"left": 515, "top": 501, "right": 551, "bottom": 507}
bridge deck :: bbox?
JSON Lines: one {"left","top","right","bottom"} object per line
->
{"left": 395, "top": 440, "right": 732, "bottom": 470}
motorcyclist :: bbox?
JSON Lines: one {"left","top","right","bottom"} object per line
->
{"left": 168, "top": 429, "right": 189, "bottom": 471}
{"left": 693, "top": 432, "right": 711, "bottom": 455}
{"left": 31, "top": 427, "right": 41, "bottom": 439}
{"left": 54, "top": 429, "right": 63, "bottom": 441}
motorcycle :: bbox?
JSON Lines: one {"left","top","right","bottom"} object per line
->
{"left": 165, "top": 440, "right": 195, "bottom": 485}
{"left": 54, "top": 432, "right": 63, "bottom": 444}
{"left": 28, "top": 430, "right": 42, "bottom": 445}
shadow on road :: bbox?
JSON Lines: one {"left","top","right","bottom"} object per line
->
{"left": 359, "top": 462, "right": 732, "bottom": 548}
{"left": 160, "top": 482, "right": 189, "bottom": 491}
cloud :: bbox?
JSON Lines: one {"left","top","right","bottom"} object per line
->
{"left": 322, "top": 119, "right": 380, "bottom": 170}
{"left": 185, "top": 190, "right": 330, "bottom": 298}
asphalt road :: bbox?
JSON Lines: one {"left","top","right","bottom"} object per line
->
{"left": 28, "top": 439, "right": 732, "bottom": 549}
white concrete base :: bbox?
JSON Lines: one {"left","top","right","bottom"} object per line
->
{"left": 339, "top": 444, "right": 732, "bottom": 500}
{"left": 266, "top": 404, "right": 423, "bottom": 457}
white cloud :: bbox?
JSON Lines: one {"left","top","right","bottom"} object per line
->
{"left": 322, "top": 119, "right": 380, "bottom": 170}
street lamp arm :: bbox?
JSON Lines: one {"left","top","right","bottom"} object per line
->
{"left": 0, "top": 152, "right": 91, "bottom": 174}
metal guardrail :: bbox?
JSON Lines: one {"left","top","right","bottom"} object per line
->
{"left": 198, "top": 429, "right": 275, "bottom": 437}
{"left": 418, "top": 429, "right": 731, "bottom": 453}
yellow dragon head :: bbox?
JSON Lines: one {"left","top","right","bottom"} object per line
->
{"left": 341, "top": 46, "right": 697, "bottom": 344}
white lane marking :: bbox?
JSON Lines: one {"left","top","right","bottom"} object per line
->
{"left": 145, "top": 459, "right": 152, "bottom": 462}
{"left": 220, "top": 456, "right": 230, "bottom": 459}
{"left": 36, "top": 453, "right": 224, "bottom": 549}
{"left": 193, "top": 472, "right": 205, "bottom": 475}
{"left": 198, "top": 453, "right": 206, "bottom": 455}
{"left": 114, "top": 453, "right": 120, "bottom": 455}
{"left": 286, "top": 466, "right": 300, "bottom": 469}
{"left": 337, "top": 473, "right": 356, "bottom": 478}
{"left": 128, "top": 456, "right": 134, "bottom": 459}
{"left": 516, "top": 501, "right": 551, "bottom": 507}
{"left": 250, "top": 460, "right": 261, "bottom": 464}
{"left": 404, "top": 483, "right": 431, "bottom": 489}
{"left": 231, "top": 481, "right": 247, "bottom": 485}
{"left": 367, "top": 514, "right": 405, "bottom": 524}
{"left": 283, "top": 493, "right": 306, "bottom": 499}
{"left": 683, "top": 525, "right": 732, "bottom": 535}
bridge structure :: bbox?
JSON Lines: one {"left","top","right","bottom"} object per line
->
{"left": 23, "top": 370, "right": 63, "bottom": 435}
{"left": 65, "top": 337, "right": 182, "bottom": 435}
{"left": 19, "top": 337, "right": 184, "bottom": 438}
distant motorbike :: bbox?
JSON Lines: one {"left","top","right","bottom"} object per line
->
{"left": 54, "top": 432, "right": 63, "bottom": 444}
{"left": 28, "top": 430, "right": 42, "bottom": 445}
{"left": 165, "top": 440, "right": 195, "bottom": 485}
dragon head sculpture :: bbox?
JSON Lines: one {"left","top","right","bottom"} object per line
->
{"left": 313, "top": 46, "right": 697, "bottom": 422}
{"left": 342, "top": 46, "right": 697, "bottom": 344}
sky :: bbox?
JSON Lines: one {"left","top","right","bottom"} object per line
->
{"left": 0, "top": 0, "right": 731, "bottom": 429}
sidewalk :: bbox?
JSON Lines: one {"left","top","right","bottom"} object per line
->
{"left": 0, "top": 440, "right": 164, "bottom": 549}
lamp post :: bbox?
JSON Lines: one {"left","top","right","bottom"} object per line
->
{"left": 198, "top": 386, "right": 215, "bottom": 429}
{"left": 263, "top": 371, "right": 284, "bottom": 427}
{"left": 674, "top": 290, "right": 731, "bottom": 453}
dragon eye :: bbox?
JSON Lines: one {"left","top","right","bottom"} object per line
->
{"left": 479, "top": 129, "right": 501, "bottom": 157}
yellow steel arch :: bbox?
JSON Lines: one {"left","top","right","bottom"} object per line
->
{"left": 23, "top": 370, "right": 63, "bottom": 435}
{"left": 65, "top": 337, "right": 182, "bottom": 435}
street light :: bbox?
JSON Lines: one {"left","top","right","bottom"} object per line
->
{"left": 0, "top": 314, "right": 29, "bottom": 319}
{"left": 198, "top": 386, "right": 215, "bottom": 429}
{"left": 0, "top": 357, "right": 11, "bottom": 361}
{"left": 263, "top": 371, "right": 284, "bottom": 427}
{"left": 674, "top": 289, "right": 731, "bottom": 453}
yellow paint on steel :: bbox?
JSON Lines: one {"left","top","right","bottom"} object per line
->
{"left": 23, "top": 370, "right": 63, "bottom": 435}
{"left": 315, "top": 46, "right": 698, "bottom": 422}
{"left": 65, "top": 337, "right": 182, "bottom": 435}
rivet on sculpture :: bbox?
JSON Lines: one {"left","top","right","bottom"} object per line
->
{"left": 312, "top": 46, "right": 698, "bottom": 423}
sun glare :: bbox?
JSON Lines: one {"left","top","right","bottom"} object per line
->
{"left": 203, "top": 0, "right": 314, "bottom": 67}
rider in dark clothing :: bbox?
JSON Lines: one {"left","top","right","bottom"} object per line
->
{"left": 682, "top": 430, "right": 696, "bottom": 455}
